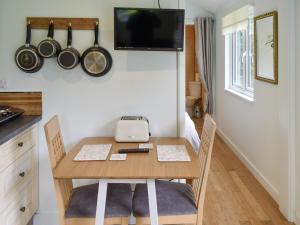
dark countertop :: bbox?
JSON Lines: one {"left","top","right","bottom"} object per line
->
{"left": 0, "top": 115, "right": 42, "bottom": 145}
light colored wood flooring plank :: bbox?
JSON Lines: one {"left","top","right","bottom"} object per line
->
{"left": 229, "top": 171, "right": 270, "bottom": 221}
{"left": 192, "top": 118, "right": 294, "bottom": 225}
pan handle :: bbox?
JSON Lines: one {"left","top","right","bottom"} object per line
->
{"left": 25, "top": 22, "right": 31, "bottom": 47}
{"left": 47, "top": 21, "right": 54, "bottom": 39}
{"left": 94, "top": 22, "right": 99, "bottom": 47}
{"left": 67, "top": 24, "right": 72, "bottom": 48}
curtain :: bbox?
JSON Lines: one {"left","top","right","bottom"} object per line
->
{"left": 194, "top": 17, "right": 215, "bottom": 114}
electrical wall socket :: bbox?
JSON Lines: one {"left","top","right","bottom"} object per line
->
{"left": 0, "top": 79, "right": 8, "bottom": 89}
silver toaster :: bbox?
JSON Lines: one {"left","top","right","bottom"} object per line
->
{"left": 114, "top": 116, "right": 150, "bottom": 143}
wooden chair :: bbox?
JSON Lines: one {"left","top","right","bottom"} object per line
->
{"left": 44, "top": 115, "right": 132, "bottom": 225}
{"left": 133, "top": 114, "right": 216, "bottom": 225}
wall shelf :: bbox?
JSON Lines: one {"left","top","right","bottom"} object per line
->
{"left": 26, "top": 17, "right": 99, "bottom": 30}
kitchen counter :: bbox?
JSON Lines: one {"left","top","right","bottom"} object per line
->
{"left": 0, "top": 115, "right": 42, "bottom": 145}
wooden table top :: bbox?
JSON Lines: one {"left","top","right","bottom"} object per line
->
{"left": 53, "top": 137, "right": 201, "bottom": 179}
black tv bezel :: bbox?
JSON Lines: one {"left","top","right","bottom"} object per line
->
{"left": 114, "top": 7, "right": 185, "bottom": 52}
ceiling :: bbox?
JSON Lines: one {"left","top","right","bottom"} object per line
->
{"left": 188, "top": 0, "right": 239, "bottom": 14}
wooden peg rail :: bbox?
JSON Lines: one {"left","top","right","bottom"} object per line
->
{"left": 26, "top": 17, "right": 99, "bottom": 30}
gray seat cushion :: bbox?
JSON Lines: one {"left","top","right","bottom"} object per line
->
{"left": 65, "top": 183, "right": 132, "bottom": 218}
{"left": 133, "top": 180, "right": 197, "bottom": 217}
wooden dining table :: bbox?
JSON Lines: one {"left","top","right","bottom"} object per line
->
{"left": 53, "top": 137, "right": 201, "bottom": 225}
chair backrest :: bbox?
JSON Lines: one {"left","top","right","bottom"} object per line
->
{"left": 44, "top": 115, "right": 73, "bottom": 223}
{"left": 192, "top": 114, "right": 216, "bottom": 221}
{"left": 44, "top": 115, "right": 66, "bottom": 169}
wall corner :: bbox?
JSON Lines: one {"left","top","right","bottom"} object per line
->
{"left": 295, "top": 212, "right": 300, "bottom": 225}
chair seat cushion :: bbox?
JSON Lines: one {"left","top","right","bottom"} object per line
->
{"left": 133, "top": 180, "right": 197, "bottom": 217}
{"left": 65, "top": 183, "right": 132, "bottom": 218}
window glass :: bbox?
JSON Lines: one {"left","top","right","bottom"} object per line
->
{"left": 225, "top": 18, "right": 254, "bottom": 99}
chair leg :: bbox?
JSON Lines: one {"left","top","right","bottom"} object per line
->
{"left": 196, "top": 217, "right": 203, "bottom": 225}
{"left": 60, "top": 217, "right": 66, "bottom": 225}
{"left": 121, "top": 217, "right": 129, "bottom": 225}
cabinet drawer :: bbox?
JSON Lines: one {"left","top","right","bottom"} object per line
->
{"left": 0, "top": 180, "right": 37, "bottom": 225}
{"left": 0, "top": 149, "right": 36, "bottom": 199}
{"left": 0, "top": 126, "right": 37, "bottom": 171}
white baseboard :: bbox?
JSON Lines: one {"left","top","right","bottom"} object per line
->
{"left": 216, "top": 128, "right": 280, "bottom": 203}
{"left": 296, "top": 212, "right": 300, "bottom": 225}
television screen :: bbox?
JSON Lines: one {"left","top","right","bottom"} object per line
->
{"left": 114, "top": 8, "right": 185, "bottom": 51}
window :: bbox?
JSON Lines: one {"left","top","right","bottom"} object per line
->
{"left": 223, "top": 5, "right": 254, "bottom": 99}
{"left": 227, "top": 19, "right": 254, "bottom": 97}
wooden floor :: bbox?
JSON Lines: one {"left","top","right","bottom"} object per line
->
{"left": 192, "top": 118, "right": 294, "bottom": 225}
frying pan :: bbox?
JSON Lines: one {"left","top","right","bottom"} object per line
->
{"left": 57, "top": 24, "right": 80, "bottom": 70}
{"left": 38, "top": 21, "right": 61, "bottom": 58}
{"left": 15, "top": 22, "right": 44, "bottom": 73}
{"left": 81, "top": 23, "right": 112, "bottom": 77}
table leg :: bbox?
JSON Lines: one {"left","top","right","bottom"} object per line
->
{"left": 95, "top": 179, "right": 108, "bottom": 225}
{"left": 147, "top": 179, "right": 159, "bottom": 225}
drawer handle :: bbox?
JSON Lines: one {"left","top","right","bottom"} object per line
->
{"left": 18, "top": 142, "right": 24, "bottom": 147}
{"left": 19, "top": 172, "right": 25, "bottom": 177}
{"left": 20, "top": 206, "right": 26, "bottom": 212}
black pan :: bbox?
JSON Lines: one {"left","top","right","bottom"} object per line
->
{"left": 38, "top": 21, "right": 61, "bottom": 58}
{"left": 81, "top": 23, "right": 112, "bottom": 77}
{"left": 57, "top": 24, "right": 80, "bottom": 70}
{"left": 15, "top": 22, "right": 44, "bottom": 73}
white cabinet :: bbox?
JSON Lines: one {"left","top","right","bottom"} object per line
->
{"left": 0, "top": 125, "right": 38, "bottom": 225}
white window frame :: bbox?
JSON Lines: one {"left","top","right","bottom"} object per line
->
{"left": 225, "top": 19, "right": 254, "bottom": 100}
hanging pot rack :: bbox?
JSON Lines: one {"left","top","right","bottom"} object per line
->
{"left": 26, "top": 17, "right": 99, "bottom": 30}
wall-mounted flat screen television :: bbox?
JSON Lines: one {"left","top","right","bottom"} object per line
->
{"left": 114, "top": 8, "right": 185, "bottom": 51}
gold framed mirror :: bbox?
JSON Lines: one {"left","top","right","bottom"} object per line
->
{"left": 254, "top": 11, "right": 278, "bottom": 84}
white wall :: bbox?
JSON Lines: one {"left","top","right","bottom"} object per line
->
{"left": 215, "top": 0, "right": 294, "bottom": 220}
{"left": 0, "top": 0, "right": 181, "bottom": 224}
{"left": 185, "top": 0, "right": 214, "bottom": 24}
{"left": 295, "top": 0, "right": 300, "bottom": 223}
